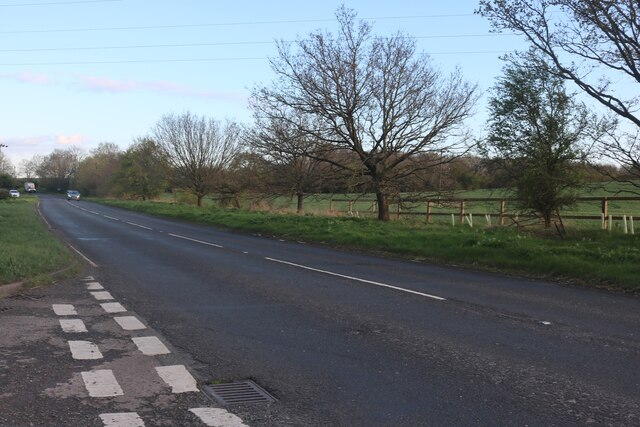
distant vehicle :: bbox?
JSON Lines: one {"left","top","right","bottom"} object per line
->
{"left": 9, "top": 189, "right": 20, "bottom": 198}
{"left": 66, "top": 190, "right": 80, "bottom": 201}
{"left": 24, "top": 182, "right": 36, "bottom": 193}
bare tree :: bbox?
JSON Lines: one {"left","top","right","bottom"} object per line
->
{"left": 20, "top": 154, "right": 44, "bottom": 180}
{"left": 153, "top": 112, "right": 240, "bottom": 207}
{"left": 252, "top": 7, "right": 478, "bottom": 220}
{"left": 246, "top": 112, "right": 337, "bottom": 213}
{"left": 37, "top": 147, "right": 83, "bottom": 191}
{"left": 477, "top": 0, "right": 640, "bottom": 186}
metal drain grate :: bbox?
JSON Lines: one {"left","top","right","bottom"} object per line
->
{"left": 203, "top": 380, "right": 276, "bottom": 405}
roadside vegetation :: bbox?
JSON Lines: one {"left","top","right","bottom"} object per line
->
{"left": 0, "top": 196, "right": 79, "bottom": 287}
{"left": 97, "top": 197, "right": 640, "bottom": 293}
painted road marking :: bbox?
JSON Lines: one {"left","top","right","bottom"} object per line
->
{"left": 52, "top": 304, "right": 77, "bottom": 316}
{"left": 132, "top": 336, "right": 170, "bottom": 356}
{"left": 81, "top": 369, "right": 124, "bottom": 397}
{"left": 189, "top": 408, "right": 248, "bottom": 427}
{"left": 155, "top": 365, "right": 198, "bottom": 393}
{"left": 103, "top": 215, "right": 120, "bottom": 221}
{"left": 67, "top": 243, "right": 99, "bottom": 267}
{"left": 86, "top": 282, "right": 104, "bottom": 290}
{"left": 91, "top": 291, "right": 114, "bottom": 300}
{"left": 168, "top": 233, "right": 223, "bottom": 248}
{"left": 101, "top": 302, "right": 127, "bottom": 313}
{"left": 126, "top": 221, "right": 153, "bottom": 230}
{"left": 265, "top": 257, "right": 447, "bottom": 301}
{"left": 68, "top": 340, "right": 103, "bottom": 360}
{"left": 83, "top": 276, "right": 95, "bottom": 281}
{"left": 114, "top": 316, "right": 146, "bottom": 331}
{"left": 59, "top": 319, "right": 88, "bottom": 333}
{"left": 99, "top": 412, "right": 145, "bottom": 427}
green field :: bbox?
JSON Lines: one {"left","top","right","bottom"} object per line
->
{"left": 0, "top": 196, "right": 79, "bottom": 286}
{"left": 97, "top": 197, "right": 640, "bottom": 292}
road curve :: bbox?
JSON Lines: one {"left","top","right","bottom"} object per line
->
{"left": 39, "top": 195, "right": 640, "bottom": 426}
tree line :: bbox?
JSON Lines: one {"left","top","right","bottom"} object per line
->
{"left": 3, "top": 2, "right": 638, "bottom": 226}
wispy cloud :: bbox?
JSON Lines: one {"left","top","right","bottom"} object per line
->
{"left": 76, "top": 75, "right": 246, "bottom": 102}
{"left": 0, "top": 72, "right": 54, "bottom": 85}
{"left": 56, "top": 134, "right": 87, "bottom": 146}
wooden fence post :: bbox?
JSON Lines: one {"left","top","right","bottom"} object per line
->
{"left": 602, "top": 198, "right": 609, "bottom": 230}
{"left": 426, "top": 200, "right": 432, "bottom": 224}
{"left": 396, "top": 202, "right": 401, "bottom": 220}
{"left": 499, "top": 199, "right": 506, "bottom": 226}
{"left": 459, "top": 199, "right": 465, "bottom": 225}
{"left": 329, "top": 198, "right": 333, "bottom": 213}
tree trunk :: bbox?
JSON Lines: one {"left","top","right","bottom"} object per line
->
{"left": 197, "top": 194, "right": 204, "bottom": 207}
{"left": 296, "top": 192, "right": 304, "bottom": 214}
{"left": 376, "top": 190, "right": 390, "bottom": 221}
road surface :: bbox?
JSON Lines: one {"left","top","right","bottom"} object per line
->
{"left": 38, "top": 195, "right": 640, "bottom": 426}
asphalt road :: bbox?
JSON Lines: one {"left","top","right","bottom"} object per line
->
{"left": 38, "top": 195, "right": 640, "bottom": 426}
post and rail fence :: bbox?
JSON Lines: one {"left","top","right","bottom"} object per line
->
{"left": 327, "top": 196, "right": 640, "bottom": 231}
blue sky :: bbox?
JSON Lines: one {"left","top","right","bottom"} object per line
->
{"left": 0, "top": 0, "right": 527, "bottom": 168}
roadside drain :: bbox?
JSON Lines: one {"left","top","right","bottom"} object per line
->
{"left": 203, "top": 380, "right": 276, "bottom": 405}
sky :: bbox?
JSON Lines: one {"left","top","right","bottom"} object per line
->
{"left": 0, "top": 0, "right": 530, "bottom": 170}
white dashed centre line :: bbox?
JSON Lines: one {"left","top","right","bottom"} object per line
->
{"left": 52, "top": 304, "right": 77, "bottom": 316}
{"left": 155, "top": 365, "right": 199, "bottom": 393}
{"left": 189, "top": 408, "right": 248, "bottom": 427}
{"left": 168, "top": 233, "right": 223, "bottom": 248}
{"left": 68, "top": 340, "right": 103, "bottom": 360}
{"left": 101, "top": 302, "right": 127, "bottom": 313}
{"left": 103, "top": 215, "right": 120, "bottom": 221}
{"left": 90, "top": 291, "right": 114, "bottom": 300}
{"left": 81, "top": 369, "right": 124, "bottom": 397}
{"left": 59, "top": 319, "right": 88, "bottom": 333}
{"left": 132, "top": 336, "right": 170, "bottom": 356}
{"left": 114, "top": 316, "right": 146, "bottom": 331}
{"left": 86, "top": 282, "right": 104, "bottom": 290}
{"left": 126, "top": 221, "right": 152, "bottom": 230}
{"left": 265, "top": 257, "right": 447, "bottom": 301}
{"left": 99, "top": 412, "right": 145, "bottom": 427}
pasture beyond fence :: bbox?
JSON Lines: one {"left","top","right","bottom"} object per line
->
{"left": 327, "top": 196, "right": 640, "bottom": 232}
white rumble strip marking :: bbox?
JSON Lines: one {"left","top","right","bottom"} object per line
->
{"left": 68, "top": 340, "right": 103, "bottom": 360}
{"left": 91, "top": 291, "right": 114, "bottom": 300}
{"left": 155, "top": 365, "right": 199, "bottom": 393}
{"left": 99, "top": 412, "right": 145, "bottom": 427}
{"left": 59, "top": 318, "right": 88, "bottom": 333}
{"left": 86, "top": 282, "right": 104, "bottom": 290}
{"left": 52, "top": 304, "right": 77, "bottom": 316}
{"left": 189, "top": 408, "right": 248, "bottom": 427}
{"left": 114, "top": 316, "right": 147, "bottom": 331}
{"left": 81, "top": 369, "right": 124, "bottom": 397}
{"left": 132, "top": 336, "right": 170, "bottom": 356}
{"left": 101, "top": 302, "right": 127, "bottom": 313}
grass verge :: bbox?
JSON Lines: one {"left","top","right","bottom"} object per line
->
{"left": 0, "top": 197, "right": 80, "bottom": 287}
{"left": 97, "top": 199, "right": 640, "bottom": 293}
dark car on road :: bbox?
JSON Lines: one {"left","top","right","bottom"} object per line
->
{"left": 66, "top": 190, "right": 80, "bottom": 201}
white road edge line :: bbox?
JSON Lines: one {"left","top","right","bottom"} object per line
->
{"left": 67, "top": 243, "right": 99, "bottom": 268}
{"left": 168, "top": 233, "right": 223, "bottom": 248}
{"left": 265, "top": 257, "right": 446, "bottom": 301}
{"left": 103, "top": 215, "right": 119, "bottom": 221}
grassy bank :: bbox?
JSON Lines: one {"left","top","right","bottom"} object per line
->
{"left": 97, "top": 199, "right": 640, "bottom": 292}
{"left": 0, "top": 196, "right": 79, "bottom": 286}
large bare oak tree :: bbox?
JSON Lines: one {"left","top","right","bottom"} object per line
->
{"left": 252, "top": 7, "right": 478, "bottom": 220}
